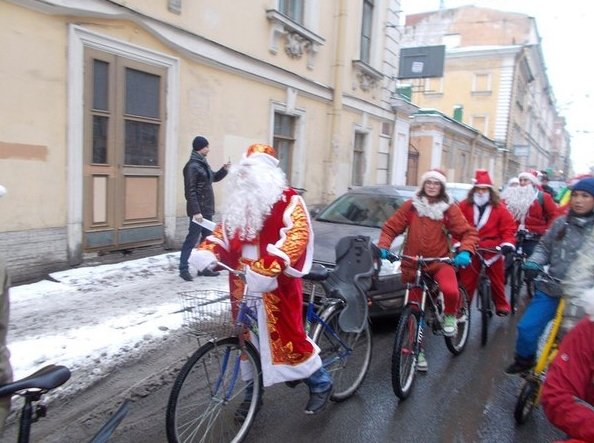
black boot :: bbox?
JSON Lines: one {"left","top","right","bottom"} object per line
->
{"left": 504, "top": 355, "right": 534, "bottom": 375}
{"left": 304, "top": 385, "right": 333, "bottom": 415}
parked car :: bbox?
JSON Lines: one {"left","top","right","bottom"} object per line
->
{"left": 446, "top": 182, "right": 473, "bottom": 202}
{"left": 306, "top": 185, "right": 413, "bottom": 318}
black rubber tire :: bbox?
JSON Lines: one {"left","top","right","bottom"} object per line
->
{"left": 514, "top": 379, "right": 540, "bottom": 425}
{"left": 479, "top": 278, "right": 491, "bottom": 347}
{"left": 166, "top": 337, "right": 262, "bottom": 443}
{"left": 444, "top": 285, "right": 471, "bottom": 355}
{"left": 311, "top": 306, "right": 373, "bottom": 401}
{"left": 510, "top": 260, "right": 523, "bottom": 314}
{"left": 391, "top": 307, "right": 420, "bottom": 400}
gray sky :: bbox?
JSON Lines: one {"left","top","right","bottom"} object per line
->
{"left": 399, "top": 0, "right": 594, "bottom": 175}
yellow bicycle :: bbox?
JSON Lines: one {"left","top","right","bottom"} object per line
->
{"left": 514, "top": 292, "right": 565, "bottom": 424}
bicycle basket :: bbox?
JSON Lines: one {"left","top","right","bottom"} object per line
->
{"left": 177, "top": 290, "right": 234, "bottom": 338}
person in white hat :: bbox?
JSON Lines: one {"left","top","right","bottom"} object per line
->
{"left": 0, "top": 185, "right": 12, "bottom": 435}
{"left": 377, "top": 168, "right": 479, "bottom": 371}
{"left": 457, "top": 169, "right": 516, "bottom": 316}
{"left": 189, "top": 144, "right": 333, "bottom": 416}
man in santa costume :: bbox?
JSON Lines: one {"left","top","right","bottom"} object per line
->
{"left": 189, "top": 144, "right": 333, "bottom": 415}
{"left": 457, "top": 170, "right": 516, "bottom": 316}
{"left": 501, "top": 170, "right": 557, "bottom": 259}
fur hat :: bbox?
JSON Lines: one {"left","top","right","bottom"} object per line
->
{"left": 244, "top": 144, "right": 279, "bottom": 168}
{"left": 192, "top": 136, "right": 209, "bottom": 151}
{"left": 472, "top": 169, "right": 493, "bottom": 188}
{"left": 572, "top": 177, "right": 594, "bottom": 197}
{"left": 420, "top": 168, "right": 447, "bottom": 186}
{"left": 518, "top": 170, "right": 539, "bottom": 185}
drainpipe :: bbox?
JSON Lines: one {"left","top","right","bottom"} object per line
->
{"left": 324, "top": 0, "right": 347, "bottom": 204}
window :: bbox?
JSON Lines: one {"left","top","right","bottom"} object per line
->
{"left": 377, "top": 136, "right": 390, "bottom": 185}
{"left": 423, "top": 77, "right": 443, "bottom": 94}
{"left": 472, "top": 73, "right": 492, "bottom": 94}
{"left": 360, "top": 0, "right": 374, "bottom": 64}
{"left": 279, "top": 0, "right": 304, "bottom": 24}
{"left": 352, "top": 132, "right": 366, "bottom": 186}
{"left": 273, "top": 112, "right": 297, "bottom": 178}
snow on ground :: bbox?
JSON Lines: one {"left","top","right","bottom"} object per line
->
{"left": 7, "top": 253, "right": 229, "bottom": 398}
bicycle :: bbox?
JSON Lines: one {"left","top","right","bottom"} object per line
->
{"left": 513, "top": 273, "right": 565, "bottom": 425}
{"left": 388, "top": 253, "right": 471, "bottom": 400}
{"left": 0, "top": 364, "right": 128, "bottom": 443}
{"left": 166, "top": 235, "right": 374, "bottom": 443}
{"left": 509, "top": 230, "right": 538, "bottom": 312}
{"left": 473, "top": 247, "right": 503, "bottom": 346}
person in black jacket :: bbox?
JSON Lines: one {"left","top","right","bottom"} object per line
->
{"left": 179, "top": 136, "right": 229, "bottom": 281}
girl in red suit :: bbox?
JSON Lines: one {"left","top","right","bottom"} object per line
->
{"left": 457, "top": 170, "right": 516, "bottom": 315}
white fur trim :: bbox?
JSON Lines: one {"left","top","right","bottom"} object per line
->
{"left": 188, "top": 249, "right": 217, "bottom": 272}
{"left": 245, "top": 266, "right": 279, "bottom": 293}
{"left": 412, "top": 194, "right": 451, "bottom": 221}
{"left": 580, "top": 286, "right": 594, "bottom": 321}
{"left": 474, "top": 205, "right": 492, "bottom": 230}
{"left": 421, "top": 170, "right": 447, "bottom": 186}
{"left": 518, "top": 172, "right": 538, "bottom": 184}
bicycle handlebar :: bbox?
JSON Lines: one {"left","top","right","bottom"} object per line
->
{"left": 214, "top": 261, "right": 245, "bottom": 277}
{"left": 387, "top": 253, "right": 453, "bottom": 265}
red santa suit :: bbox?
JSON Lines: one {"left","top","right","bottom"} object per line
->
{"left": 191, "top": 186, "right": 320, "bottom": 387}
{"left": 457, "top": 198, "right": 516, "bottom": 311}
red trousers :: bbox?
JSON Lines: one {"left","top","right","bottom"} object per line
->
{"left": 458, "top": 255, "right": 510, "bottom": 312}
{"left": 407, "top": 263, "right": 460, "bottom": 315}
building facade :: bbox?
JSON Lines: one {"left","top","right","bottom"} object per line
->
{"left": 1, "top": 0, "right": 419, "bottom": 281}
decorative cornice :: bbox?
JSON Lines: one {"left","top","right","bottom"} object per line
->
{"left": 352, "top": 60, "right": 383, "bottom": 92}
{"left": 266, "top": 9, "right": 325, "bottom": 70}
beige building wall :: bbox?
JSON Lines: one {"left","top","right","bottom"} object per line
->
{"left": 0, "top": 0, "right": 405, "bottom": 282}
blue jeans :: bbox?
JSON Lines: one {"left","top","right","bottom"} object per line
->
{"left": 304, "top": 366, "right": 332, "bottom": 393}
{"left": 179, "top": 217, "right": 212, "bottom": 272}
{"left": 515, "top": 289, "right": 560, "bottom": 359}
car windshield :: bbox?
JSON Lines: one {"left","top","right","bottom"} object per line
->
{"left": 447, "top": 184, "right": 472, "bottom": 202}
{"left": 316, "top": 193, "right": 403, "bottom": 228}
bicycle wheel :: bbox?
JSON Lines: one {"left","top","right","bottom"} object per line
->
{"left": 510, "top": 260, "right": 522, "bottom": 314}
{"left": 311, "top": 305, "right": 372, "bottom": 402}
{"left": 514, "top": 379, "right": 540, "bottom": 425}
{"left": 445, "top": 285, "right": 471, "bottom": 355}
{"left": 166, "top": 337, "right": 263, "bottom": 443}
{"left": 478, "top": 278, "right": 491, "bottom": 347}
{"left": 391, "top": 307, "right": 420, "bottom": 400}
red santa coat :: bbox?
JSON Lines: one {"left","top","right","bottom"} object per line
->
{"left": 541, "top": 317, "right": 594, "bottom": 442}
{"left": 520, "top": 191, "right": 558, "bottom": 235}
{"left": 198, "top": 188, "right": 320, "bottom": 387}
{"left": 456, "top": 199, "right": 516, "bottom": 309}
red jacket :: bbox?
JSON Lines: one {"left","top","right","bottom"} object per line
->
{"left": 457, "top": 199, "right": 516, "bottom": 249}
{"left": 521, "top": 191, "right": 558, "bottom": 235}
{"left": 541, "top": 318, "right": 594, "bottom": 442}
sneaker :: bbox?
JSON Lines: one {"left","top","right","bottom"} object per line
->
{"left": 198, "top": 269, "right": 220, "bottom": 277}
{"left": 417, "top": 351, "right": 428, "bottom": 372}
{"left": 504, "top": 357, "right": 534, "bottom": 376}
{"left": 179, "top": 270, "right": 193, "bottom": 281}
{"left": 443, "top": 315, "right": 457, "bottom": 337}
{"left": 304, "top": 385, "right": 333, "bottom": 415}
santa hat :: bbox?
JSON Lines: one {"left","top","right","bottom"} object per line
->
{"left": 420, "top": 168, "right": 447, "bottom": 186}
{"left": 508, "top": 177, "right": 519, "bottom": 186}
{"left": 472, "top": 169, "right": 493, "bottom": 188}
{"left": 518, "top": 170, "right": 539, "bottom": 185}
{"left": 244, "top": 144, "right": 279, "bottom": 168}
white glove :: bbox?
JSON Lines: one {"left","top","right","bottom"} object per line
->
{"left": 192, "top": 213, "right": 203, "bottom": 223}
{"left": 245, "top": 266, "right": 278, "bottom": 294}
{"left": 188, "top": 249, "right": 217, "bottom": 272}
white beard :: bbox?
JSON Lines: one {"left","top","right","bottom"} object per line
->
{"left": 221, "top": 158, "right": 286, "bottom": 241}
{"left": 501, "top": 185, "right": 537, "bottom": 221}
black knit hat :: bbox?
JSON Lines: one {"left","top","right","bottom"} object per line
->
{"left": 192, "top": 136, "right": 209, "bottom": 150}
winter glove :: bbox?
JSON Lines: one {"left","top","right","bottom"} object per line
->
{"left": 192, "top": 213, "right": 203, "bottom": 223}
{"left": 500, "top": 244, "right": 515, "bottom": 256}
{"left": 522, "top": 261, "right": 542, "bottom": 280}
{"left": 245, "top": 266, "right": 278, "bottom": 294}
{"left": 379, "top": 248, "right": 391, "bottom": 260}
{"left": 453, "top": 251, "right": 471, "bottom": 268}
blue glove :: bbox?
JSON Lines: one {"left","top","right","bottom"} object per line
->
{"left": 522, "top": 261, "right": 542, "bottom": 279}
{"left": 453, "top": 251, "right": 471, "bottom": 268}
{"left": 379, "top": 248, "right": 391, "bottom": 260}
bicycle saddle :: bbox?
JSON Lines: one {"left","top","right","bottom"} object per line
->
{"left": 0, "top": 364, "right": 71, "bottom": 397}
{"left": 322, "top": 235, "right": 374, "bottom": 333}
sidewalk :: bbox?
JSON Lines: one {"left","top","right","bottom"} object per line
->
{"left": 7, "top": 252, "right": 228, "bottom": 398}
